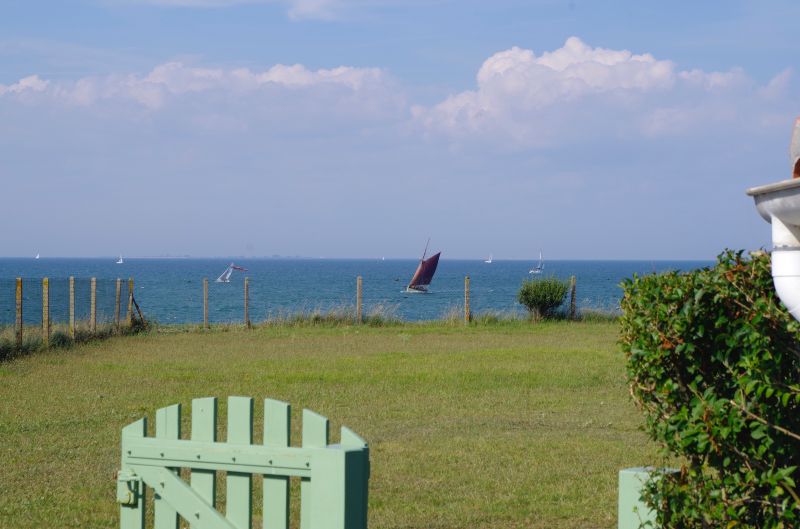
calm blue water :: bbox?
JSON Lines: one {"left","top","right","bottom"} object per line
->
{"left": 0, "top": 258, "right": 712, "bottom": 324}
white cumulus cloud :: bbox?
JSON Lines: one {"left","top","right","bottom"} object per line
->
{"left": 414, "top": 37, "right": 785, "bottom": 146}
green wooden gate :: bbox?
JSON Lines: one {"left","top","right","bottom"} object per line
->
{"left": 117, "top": 396, "right": 369, "bottom": 529}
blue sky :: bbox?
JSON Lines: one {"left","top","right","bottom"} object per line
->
{"left": 1, "top": 1, "right": 799, "bottom": 259}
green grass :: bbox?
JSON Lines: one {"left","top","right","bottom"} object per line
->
{"left": 0, "top": 320, "right": 661, "bottom": 529}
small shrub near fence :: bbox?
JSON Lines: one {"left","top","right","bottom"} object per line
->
{"left": 620, "top": 250, "right": 799, "bottom": 528}
{"left": 517, "top": 276, "right": 570, "bottom": 319}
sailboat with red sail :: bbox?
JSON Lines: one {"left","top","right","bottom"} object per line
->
{"left": 406, "top": 239, "right": 441, "bottom": 293}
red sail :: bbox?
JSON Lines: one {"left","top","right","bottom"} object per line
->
{"left": 408, "top": 252, "right": 441, "bottom": 290}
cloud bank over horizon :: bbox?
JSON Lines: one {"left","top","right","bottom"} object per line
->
{"left": 2, "top": 37, "right": 794, "bottom": 147}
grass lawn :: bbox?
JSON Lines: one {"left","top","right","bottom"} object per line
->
{"left": 0, "top": 320, "right": 663, "bottom": 529}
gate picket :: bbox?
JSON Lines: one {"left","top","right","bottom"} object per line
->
{"left": 191, "top": 397, "right": 218, "bottom": 517}
{"left": 300, "top": 410, "right": 329, "bottom": 529}
{"left": 263, "top": 399, "right": 291, "bottom": 529}
{"left": 119, "top": 418, "right": 146, "bottom": 529}
{"left": 155, "top": 404, "right": 181, "bottom": 529}
{"left": 226, "top": 397, "right": 254, "bottom": 529}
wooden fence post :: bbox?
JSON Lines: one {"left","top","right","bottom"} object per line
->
{"left": 127, "top": 278, "right": 134, "bottom": 327}
{"left": 69, "top": 276, "right": 75, "bottom": 340}
{"left": 90, "top": 277, "right": 96, "bottom": 334}
{"left": 15, "top": 278, "right": 22, "bottom": 347}
{"left": 115, "top": 278, "right": 122, "bottom": 331}
{"left": 569, "top": 275, "right": 577, "bottom": 320}
{"left": 203, "top": 278, "right": 209, "bottom": 329}
{"left": 42, "top": 278, "right": 50, "bottom": 347}
{"left": 244, "top": 277, "right": 250, "bottom": 328}
{"left": 464, "top": 276, "right": 471, "bottom": 324}
{"left": 356, "top": 276, "right": 363, "bottom": 324}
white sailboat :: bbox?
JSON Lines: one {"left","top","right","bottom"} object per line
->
{"left": 216, "top": 263, "right": 248, "bottom": 283}
{"left": 529, "top": 251, "right": 544, "bottom": 274}
{"left": 35, "top": 253, "right": 40, "bottom": 260}
{"left": 484, "top": 254, "right": 493, "bottom": 264}
{"left": 116, "top": 254, "right": 124, "bottom": 264}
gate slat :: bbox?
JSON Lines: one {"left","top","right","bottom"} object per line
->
{"left": 226, "top": 396, "right": 254, "bottom": 529}
{"left": 155, "top": 404, "right": 182, "bottom": 529}
{"left": 191, "top": 397, "right": 218, "bottom": 528}
{"left": 120, "top": 418, "right": 147, "bottom": 529}
{"left": 300, "top": 410, "right": 329, "bottom": 529}
{"left": 263, "top": 399, "right": 291, "bottom": 529}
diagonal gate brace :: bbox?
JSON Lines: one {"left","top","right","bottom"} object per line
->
{"left": 131, "top": 465, "right": 238, "bottom": 529}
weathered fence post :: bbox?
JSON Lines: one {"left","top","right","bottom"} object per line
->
{"left": 244, "top": 277, "right": 250, "bottom": 328}
{"left": 356, "top": 276, "right": 363, "bottom": 323}
{"left": 569, "top": 275, "right": 577, "bottom": 320}
{"left": 464, "top": 276, "right": 471, "bottom": 324}
{"left": 15, "top": 278, "right": 23, "bottom": 347}
{"left": 115, "top": 278, "right": 122, "bottom": 331}
{"left": 90, "top": 277, "right": 97, "bottom": 334}
{"left": 203, "top": 278, "right": 209, "bottom": 329}
{"left": 127, "top": 278, "right": 134, "bottom": 327}
{"left": 69, "top": 276, "right": 75, "bottom": 340}
{"left": 42, "top": 278, "right": 50, "bottom": 347}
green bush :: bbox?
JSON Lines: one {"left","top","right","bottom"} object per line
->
{"left": 517, "top": 276, "right": 569, "bottom": 318}
{"left": 620, "top": 250, "right": 799, "bottom": 528}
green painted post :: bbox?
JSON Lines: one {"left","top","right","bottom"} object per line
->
{"left": 120, "top": 418, "right": 147, "bottom": 529}
{"left": 310, "top": 427, "right": 370, "bottom": 529}
{"left": 618, "top": 467, "right": 678, "bottom": 529}
{"left": 190, "top": 397, "right": 218, "bottom": 513}
{"left": 226, "top": 397, "right": 253, "bottom": 529}
{"left": 300, "top": 410, "right": 329, "bottom": 529}
{"left": 154, "top": 404, "right": 182, "bottom": 529}
{"left": 264, "top": 399, "right": 291, "bottom": 529}
{"left": 341, "top": 427, "right": 370, "bottom": 529}
{"left": 42, "top": 278, "right": 49, "bottom": 347}
{"left": 15, "top": 278, "right": 22, "bottom": 347}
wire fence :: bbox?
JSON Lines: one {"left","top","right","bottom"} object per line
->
{"left": 0, "top": 277, "right": 137, "bottom": 347}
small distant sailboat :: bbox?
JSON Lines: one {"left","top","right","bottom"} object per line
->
{"left": 116, "top": 254, "right": 124, "bottom": 264}
{"left": 35, "top": 253, "right": 40, "bottom": 260}
{"left": 406, "top": 239, "right": 441, "bottom": 293}
{"left": 216, "top": 262, "right": 248, "bottom": 283}
{"left": 529, "top": 251, "right": 544, "bottom": 274}
{"left": 485, "top": 254, "right": 493, "bottom": 264}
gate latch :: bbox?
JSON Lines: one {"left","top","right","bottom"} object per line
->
{"left": 116, "top": 469, "right": 141, "bottom": 506}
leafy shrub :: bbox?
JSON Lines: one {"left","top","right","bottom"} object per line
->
{"left": 620, "top": 250, "right": 799, "bottom": 528}
{"left": 517, "top": 276, "right": 569, "bottom": 318}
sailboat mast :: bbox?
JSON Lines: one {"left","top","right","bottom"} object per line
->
{"left": 421, "top": 238, "right": 430, "bottom": 262}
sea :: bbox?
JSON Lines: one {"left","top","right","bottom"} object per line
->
{"left": 0, "top": 258, "right": 713, "bottom": 325}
